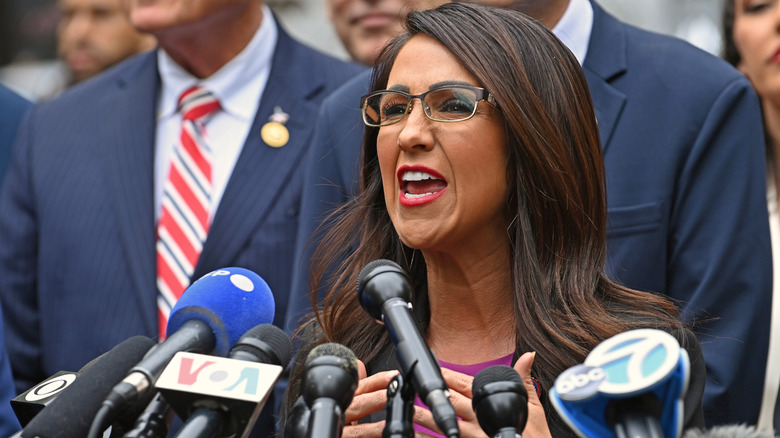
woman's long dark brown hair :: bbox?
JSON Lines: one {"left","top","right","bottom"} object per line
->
{"left": 291, "top": 3, "right": 683, "bottom": 431}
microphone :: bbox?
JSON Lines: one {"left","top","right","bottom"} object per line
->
{"left": 549, "top": 328, "right": 689, "bottom": 438}
{"left": 383, "top": 373, "right": 415, "bottom": 438}
{"left": 301, "top": 343, "right": 359, "bottom": 438}
{"left": 227, "top": 323, "right": 293, "bottom": 366}
{"left": 120, "top": 392, "right": 174, "bottom": 438}
{"left": 472, "top": 365, "right": 528, "bottom": 438}
{"left": 357, "top": 259, "right": 459, "bottom": 438}
{"left": 94, "top": 268, "right": 276, "bottom": 436}
{"left": 18, "top": 336, "right": 156, "bottom": 438}
{"left": 11, "top": 371, "right": 79, "bottom": 427}
{"left": 161, "top": 324, "right": 292, "bottom": 438}
{"left": 283, "top": 396, "right": 310, "bottom": 438}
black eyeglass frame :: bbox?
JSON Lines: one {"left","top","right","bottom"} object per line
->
{"left": 360, "top": 85, "right": 498, "bottom": 127}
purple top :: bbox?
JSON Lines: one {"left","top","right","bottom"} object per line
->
{"left": 413, "top": 352, "right": 514, "bottom": 436}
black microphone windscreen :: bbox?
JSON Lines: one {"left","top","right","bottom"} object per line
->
{"left": 356, "top": 259, "right": 411, "bottom": 321}
{"left": 472, "top": 365, "right": 528, "bottom": 437}
{"left": 229, "top": 323, "right": 292, "bottom": 367}
{"left": 473, "top": 364, "right": 523, "bottom": 391}
{"left": 302, "top": 343, "right": 359, "bottom": 409}
{"left": 357, "top": 259, "right": 395, "bottom": 286}
{"left": 22, "top": 336, "right": 156, "bottom": 438}
{"left": 306, "top": 343, "right": 358, "bottom": 374}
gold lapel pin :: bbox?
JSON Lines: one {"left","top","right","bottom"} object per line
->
{"left": 261, "top": 106, "right": 290, "bottom": 148}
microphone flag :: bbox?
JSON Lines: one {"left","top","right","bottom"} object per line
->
{"left": 549, "top": 329, "right": 689, "bottom": 438}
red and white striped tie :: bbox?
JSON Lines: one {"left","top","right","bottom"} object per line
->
{"left": 156, "top": 86, "right": 220, "bottom": 339}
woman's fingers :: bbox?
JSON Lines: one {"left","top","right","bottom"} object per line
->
{"left": 513, "top": 352, "right": 540, "bottom": 406}
{"left": 345, "top": 368, "right": 399, "bottom": 424}
{"left": 342, "top": 420, "right": 386, "bottom": 438}
{"left": 513, "top": 352, "right": 553, "bottom": 438}
{"left": 410, "top": 368, "right": 487, "bottom": 436}
{"left": 354, "top": 369, "right": 399, "bottom": 396}
{"left": 411, "top": 405, "right": 488, "bottom": 437}
{"left": 441, "top": 367, "right": 474, "bottom": 399}
{"left": 358, "top": 359, "right": 367, "bottom": 380}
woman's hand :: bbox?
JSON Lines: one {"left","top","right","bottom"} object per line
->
{"left": 513, "top": 352, "right": 552, "bottom": 438}
{"left": 410, "top": 352, "right": 553, "bottom": 438}
{"left": 412, "top": 366, "right": 489, "bottom": 437}
{"left": 341, "top": 360, "right": 398, "bottom": 438}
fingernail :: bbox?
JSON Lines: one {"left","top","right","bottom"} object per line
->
{"left": 531, "top": 376, "right": 541, "bottom": 397}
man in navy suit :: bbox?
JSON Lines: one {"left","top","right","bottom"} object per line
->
{"left": 0, "top": 0, "right": 363, "bottom": 434}
{"left": 0, "top": 83, "right": 31, "bottom": 438}
{"left": 287, "top": 0, "right": 771, "bottom": 427}
{"left": 0, "top": 84, "right": 31, "bottom": 181}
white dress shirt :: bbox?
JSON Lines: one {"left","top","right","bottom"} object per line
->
{"left": 154, "top": 5, "right": 278, "bottom": 221}
{"left": 552, "top": 0, "right": 593, "bottom": 66}
{"left": 759, "top": 167, "right": 780, "bottom": 431}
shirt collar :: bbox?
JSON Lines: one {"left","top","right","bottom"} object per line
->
{"left": 551, "top": 0, "right": 593, "bottom": 66}
{"left": 156, "top": 4, "right": 278, "bottom": 121}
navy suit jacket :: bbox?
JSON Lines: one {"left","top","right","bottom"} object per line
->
{"left": 0, "top": 24, "right": 363, "bottom": 434}
{"left": 287, "top": 1, "right": 771, "bottom": 427}
{"left": 0, "top": 84, "right": 31, "bottom": 183}
{"left": 0, "top": 83, "right": 30, "bottom": 438}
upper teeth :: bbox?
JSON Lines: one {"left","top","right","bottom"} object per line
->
{"left": 402, "top": 171, "right": 435, "bottom": 182}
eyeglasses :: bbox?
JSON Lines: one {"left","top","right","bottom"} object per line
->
{"left": 360, "top": 85, "right": 497, "bottom": 127}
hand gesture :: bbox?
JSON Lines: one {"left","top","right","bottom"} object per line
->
{"left": 411, "top": 352, "right": 553, "bottom": 438}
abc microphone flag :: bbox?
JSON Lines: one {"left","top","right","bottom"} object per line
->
{"left": 549, "top": 328, "right": 690, "bottom": 438}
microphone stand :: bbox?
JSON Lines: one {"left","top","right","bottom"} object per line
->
{"left": 610, "top": 397, "right": 663, "bottom": 438}
{"left": 121, "top": 393, "right": 173, "bottom": 438}
{"left": 383, "top": 373, "right": 415, "bottom": 438}
{"left": 173, "top": 407, "right": 228, "bottom": 438}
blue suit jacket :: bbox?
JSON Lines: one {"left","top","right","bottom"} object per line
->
{"left": 0, "top": 83, "right": 30, "bottom": 438}
{"left": 0, "top": 24, "right": 363, "bottom": 434}
{"left": 0, "top": 84, "right": 31, "bottom": 183}
{"left": 287, "top": 2, "right": 771, "bottom": 427}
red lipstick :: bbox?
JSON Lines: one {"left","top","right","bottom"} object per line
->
{"left": 396, "top": 165, "right": 448, "bottom": 207}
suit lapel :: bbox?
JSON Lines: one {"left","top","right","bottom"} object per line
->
{"left": 104, "top": 53, "right": 160, "bottom": 333}
{"left": 583, "top": 1, "right": 627, "bottom": 153}
{"left": 197, "top": 28, "right": 323, "bottom": 275}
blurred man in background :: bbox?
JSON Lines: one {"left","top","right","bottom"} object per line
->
{"left": 0, "top": 0, "right": 155, "bottom": 100}
{"left": 57, "top": 0, "right": 155, "bottom": 83}
{"left": 0, "top": 0, "right": 363, "bottom": 434}
{"left": 326, "top": 0, "right": 445, "bottom": 65}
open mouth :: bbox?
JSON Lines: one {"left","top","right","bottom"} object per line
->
{"left": 401, "top": 170, "right": 448, "bottom": 199}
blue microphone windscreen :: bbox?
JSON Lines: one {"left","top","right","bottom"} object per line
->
{"left": 167, "top": 267, "right": 276, "bottom": 356}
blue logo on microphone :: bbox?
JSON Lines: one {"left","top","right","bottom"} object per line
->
{"left": 583, "top": 329, "right": 681, "bottom": 396}
{"left": 549, "top": 329, "right": 690, "bottom": 438}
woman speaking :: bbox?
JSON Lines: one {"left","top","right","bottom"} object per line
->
{"left": 286, "top": 3, "right": 706, "bottom": 436}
